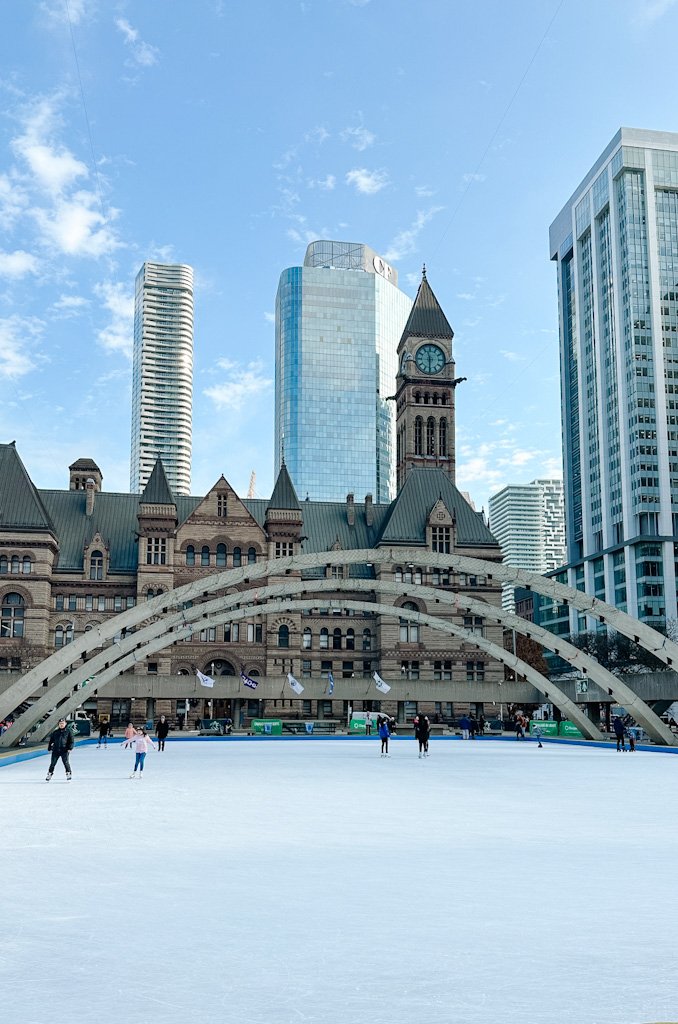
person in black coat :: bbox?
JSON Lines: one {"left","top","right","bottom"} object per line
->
{"left": 415, "top": 715, "right": 431, "bottom": 757}
{"left": 97, "top": 719, "right": 110, "bottom": 748}
{"left": 156, "top": 714, "right": 170, "bottom": 751}
{"left": 46, "top": 718, "right": 74, "bottom": 781}
{"left": 613, "top": 716, "right": 626, "bottom": 752}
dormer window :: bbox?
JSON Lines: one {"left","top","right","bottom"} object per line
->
{"left": 431, "top": 526, "right": 451, "bottom": 554}
{"left": 90, "top": 550, "right": 104, "bottom": 580}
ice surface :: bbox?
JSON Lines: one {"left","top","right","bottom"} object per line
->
{"left": 1, "top": 737, "right": 677, "bottom": 1024}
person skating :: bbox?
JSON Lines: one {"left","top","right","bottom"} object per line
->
{"left": 415, "top": 714, "right": 431, "bottom": 757}
{"left": 459, "top": 714, "right": 470, "bottom": 740}
{"left": 129, "top": 727, "right": 156, "bottom": 778}
{"left": 97, "top": 719, "right": 110, "bottom": 748}
{"left": 378, "top": 717, "right": 390, "bottom": 757}
{"left": 46, "top": 718, "right": 74, "bottom": 781}
{"left": 156, "top": 714, "right": 169, "bottom": 752}
{"left": 613, "top": 716, "right": 626, "bottom": 752}
{"left": 123, "top": 722, "right": 136, "bottom": 748}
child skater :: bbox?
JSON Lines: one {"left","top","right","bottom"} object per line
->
{"left": 378, "top": 716, "right": 390, "bottom": 757}
{"left": 129, "top": 727, "right": 156, "bottom": 779}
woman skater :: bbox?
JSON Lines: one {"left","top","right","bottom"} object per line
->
{"left": 156, "top": 714, "right": 169, "bottom": 752}
{"left": 129, "top": 727, "right": 156, "bottom": 778}
{"left": 415, "top": 714, "right": 431, "bottom": 757}
{"left": 378, "top": 716, "right": 390, "bottom": 757}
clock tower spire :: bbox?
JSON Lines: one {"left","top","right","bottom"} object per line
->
{"left": 394, "top": 269, "right": 465, "bottom": 490}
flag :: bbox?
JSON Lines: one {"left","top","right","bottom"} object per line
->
{"left": 241, "top": 671, "right": 258, "bottom": 690}
{"left": 327, "top": 671, "right": 334, "bottom": 696}
{"left": 196, "top": 669, "right": 214, "bottom": 688}
{"left": 287, "top": 672, "right": 304, "bottom": 695}
{"left": 373, "top": 671, "right": 391, "bottom": 694}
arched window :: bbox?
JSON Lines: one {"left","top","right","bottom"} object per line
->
{"left": 346, "top": 628, "right": 355, "bottom": 651}
{"left": 22, "top": 556, "right": 31, "bottom": 574}
{"left": 426, "top": 417, "right": 436, "bottom": 456}
{"left": 414, "top": 391, "right": 421, "bottom": 404}
{"left": 439, "top": 418, "right": 447, "bottom": 456}
{"left": 1, "top": 593, "right": 25, "bottom": 638}
{"left": 319, "top": 627, "right": 329, "bottom": 650}
{"left": 362, "top": 628, "right": 372, "bottom": 651}
{"left": 332, "top": 628, "right": 342, "bottom": 650}
{"left": 399, "top": 601, "right": 419, "bottom": 643}
{"left": 201, "top": 546, "right": 210, "bottom": 567}
{"left": 277, "top": 624, "right": 289, "bottom": 648}
{"left": 233, "top": 547, "right": 242, "bottom": 567}
{"left": 216, "top": 544, "right": 227, "bottom": 567}
{"left": 210, "top": 660, "right": 236, "bottom": 676}
{"left": 394, "top": 567, "right": 403, "bottom": 582}
{"left": 10, "top": 555, "right": 20, "bottom": 574}
{"left": 146, "top": 589, "right": 156, "bottom": 601}
{"left": 248, "top": 547, "right": 257, "bottom": 564}
{"left": 303, "top": 628, "right": 312, "bottom": 650}
{"left": 89, "top": 550, "right": 103, "bottom": 581}
{"left": 186, "top": 545, "right": 195, "bottom": 566}
{"left": 54, "top": 621, "right": 73, "bottom": 647}
{"left": 414, "top": 417, "right": 423, "bottom": 456}
{"left": 0, "top": 556, "right": 6, "bottom": 574}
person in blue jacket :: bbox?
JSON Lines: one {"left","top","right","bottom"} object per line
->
{"left": 378, "top": 716, "right": 390, "bottom": 757}
{"left": 613, "top": 716, "right": 626, "bottom": 752}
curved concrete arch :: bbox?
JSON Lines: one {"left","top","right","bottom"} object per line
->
{"left": 2, "top": 548, "right": 676, "bottom": 737}
{"left": 27, "top": 596, "right": 604, "bottom": 744}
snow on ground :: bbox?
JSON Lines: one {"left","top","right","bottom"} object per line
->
{"left": 1, "top": 737, "right": 676, "bottom": 1024}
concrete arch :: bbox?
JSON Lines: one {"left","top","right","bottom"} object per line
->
{"left": 1, "top": 548, "right": 676, "bottom": 742}
{"left": 25, "top": 596, "right": 604, "bottom": 744}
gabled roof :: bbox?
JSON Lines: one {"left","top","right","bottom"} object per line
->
{"left": 0, "top": 443, "right": 54, "bottom": 532}
{"left": 267, "top": 461, "right": 300, "bottom": 511}
{"left": 140, "top": 459, "right": 175, "bottom": 506}
{"left": 378, "top": 468, "right": 496, "bottom": 547}
{"left": 400, "top": 271, "right": 454, "bottom": 341}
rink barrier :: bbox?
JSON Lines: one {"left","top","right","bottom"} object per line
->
{"left": 2, "top": 733, "right": 678, "bottom": 768}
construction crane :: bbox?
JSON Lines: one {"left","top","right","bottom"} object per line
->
{"left": 247, "top": 470, "right": 256, "bottom": 499}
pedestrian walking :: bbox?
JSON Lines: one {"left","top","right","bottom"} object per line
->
{"left": 459, "top": 714, "right": 470, "bottom": 740}
{"left": 378, "top": 717, "right": 390, "bottom": 757}
{"left": 613, "top": 716, "right": 626, "bottom": 752}
{"left": 97, "top": 719, "right": 110, "bottom": 748}
{"left": 129, "top": 727, "right": 156, "bottom": 778}
{"left": 365, "top": 710, "right": 373, "bottom": 736}
{"left": 156, "top": 714, "right": 169, "bottom": 752}
{"left": 46, "top": 718, "right": 74, "bottom": 782}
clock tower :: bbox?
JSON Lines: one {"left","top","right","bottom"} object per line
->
{"left": 394, "top": 268, "right": 465, "bottom": 490}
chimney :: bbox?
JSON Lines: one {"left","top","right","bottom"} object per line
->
{"left": 86, "top": 477, "right": 96, "bottom": 516}
{"left": 346, "top": 493, "right": 355, "bottom": 526}
{"left": 364, "top": 494, "right": 373, "bottom": 527}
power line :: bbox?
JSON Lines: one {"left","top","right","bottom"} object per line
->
{"left": 64, "top": 0, "right": 106, "bottom": 218}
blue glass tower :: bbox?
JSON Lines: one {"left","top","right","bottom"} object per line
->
{"left": 275, "top": 241, "right": 412, "bottom": 502}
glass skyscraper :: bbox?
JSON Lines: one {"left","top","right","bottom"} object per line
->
{"left": 275, "top": 240, "right": 412, "bottom": 502}
{"left": 130, "top": 262, "right": 194, "bottom": 496}
{"left": 550, "top": 128, "right": 678, "bottom": 629}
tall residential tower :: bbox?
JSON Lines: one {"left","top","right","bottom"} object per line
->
{"left": 550, "top": 128, "right": 678, "bottom": 629}
{"left": 130, "top": 262, "right": 194, "bottom": 495}
{"left": 275, "top": 240, "right": 412, "bottom": 502}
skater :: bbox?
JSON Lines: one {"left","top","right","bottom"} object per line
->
{"left": 613, "top": 716, "right": 626, "bottom": 752}
{"left": 365, "top": 710, "right": 373, "bottom": 736}
{"left": 123, "top": 722, "right": 136, "bottom": 748}
{"left": 515, "top": 716, "right": 525, "bottom": 740}
{"left": 156, "top": 714, "right": 169, "bottom": 752}
{"left": 46, "top": 718, "right": 74, "bottom": 781}
{"left": 469, "top": 715, "right": 478, "bottom": 740}
{"left": 129, "top": 727, "right": 156, "bottom": 778}
{"left": 628, "top": 728, "right": 637, "bottom": 752}
{"left": 415, "top": 714, "right": 430, "bottom": 757}
{"left": 378, "top": 716, "right": 390, "bottom": 757}
{"left": 479, "top": 714, "right": 486, "bottom": 735}
{"left": 97, "top": 718, "right": 110, "bottom": 748}
{"left": 459, "top": 714, "right": 470, "bottom": 740}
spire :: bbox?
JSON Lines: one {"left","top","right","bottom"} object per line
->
{"left": 268, "top": 461, "right": 301, "bottom": 510}
{"left": 140, "top": 458, "right": 175, "bottom": 505}
{"left": 400, "top": 271, "right": 454, "bottom": 341}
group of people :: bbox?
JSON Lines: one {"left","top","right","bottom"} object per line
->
{"left": 44, "top": 714, "right": 172, "bottom": 781}
{"left": 613, "top": 716, "right": 637, "bottom": 752}
{"left": 458, "top": 714, "right": 486, "bottom": 740}
{"left": 374, "top": 714, "right": 431, "bottom": 757}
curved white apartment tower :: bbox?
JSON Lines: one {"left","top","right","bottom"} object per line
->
{"left": 130, "top": 262, "right": 194, "bottom": 495}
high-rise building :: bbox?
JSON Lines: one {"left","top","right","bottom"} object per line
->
{"left": 488, "top": 479, "right": 566, "bottom": 611}
{"left": 549, "top": 128, "right": 678, "bottom": 629}
{"left": 275, "top": 240, "right": 413, "bottom": 502}
{"left": 130, "top": 262, "right": 194, "bottom": 496}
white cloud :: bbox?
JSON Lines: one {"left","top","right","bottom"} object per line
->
{"left": 346, "top": 168, "right": 389, "bottom": 195}
{"left": 304, "top": 126, "right": 330, "bottom": 145}
{"left": 12, "top": 98, "right": 88, "bottom": 195}
{"left": 456, "top": 292, "right": 475, "bottom": 301}
{"left": 0, "top": 174, "right": 28, "bottom": 230}
{"left": 341, "top": 126, "right": 375, "bottom": 151}
{"left": 500, "top": 350, "right": 527, "bottom": 363}
{"left": 461, "top": 172, "right": 486, "bottom": 185}
{"left": 384, "top": 206, "right": 444, "bottom": 262}
{"left": 204, "top": 359, "right": 273, "bottom": 412}
{"left": 635, "top": 0, "right": 678, "bottom": 21}
{"left": 0, "top": 316, "right": 44, "bottom": 379}
{"left": 33, "top": 192, "right": 121, "bottom": 257}
{"left": 40, "top": 0, "right": 90, "bottom": 24}
{"left": 307, "top": 174, "right": 336, "bottom": 191}
{"left": 115, "top": 18, "right": 160, "bottom": 67}
{"left": 94, "top": 281, "right": 134, "bottom": 358}
{"left": 263, "top": 312, "right": 275, "bottom": 324}
{"left": 415, "top": 185, "right": 436, "bottom": 197}
{"left": 0, "top": 250, "right": 39, "bottom": 278}
{"left": 51, "top": 294, "right": 90, "bottom": 317}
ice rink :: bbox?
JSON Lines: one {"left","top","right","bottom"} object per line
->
{"left": 1, "top": 736, "right": 677, "bottom": 1024}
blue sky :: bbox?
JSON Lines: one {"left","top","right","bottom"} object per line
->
{"left": 2, "top": 0, "right": 678, "bottom": 512}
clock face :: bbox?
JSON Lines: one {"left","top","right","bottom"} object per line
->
{"left": 415, "top": 344, "right": 445, "bottom": 375}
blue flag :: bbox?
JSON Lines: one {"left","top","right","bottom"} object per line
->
{"left": 240, "top": 671, "right": 258, "bottom": 690}
{"left": 328, "top": 671, "right": 334, "bottom": 696}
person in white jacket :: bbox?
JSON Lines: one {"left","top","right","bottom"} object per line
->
{"left": 129, "top": 728, "right": 156, "bottom": 778}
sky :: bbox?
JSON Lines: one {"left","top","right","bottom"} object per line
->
{"left": 2, "top": 0, "right": 678, "bottom": 512}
